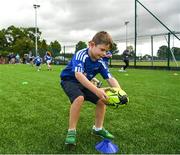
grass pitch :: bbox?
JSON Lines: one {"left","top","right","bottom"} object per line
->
{"left": 0, "top": 64, "right": 180, "bottom": 154}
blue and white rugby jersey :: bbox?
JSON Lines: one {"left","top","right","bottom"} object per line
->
{"left": 102, "top": 51, "right": 112, "bottom": 64}
{"left": 34, "top": 56, "right": 42, "bottom": 64}
{"left": 60, "top": 48, "right": 113, "bottom": 83}
{"left": 44, "top": 55, "right": 52, "bottom": 61}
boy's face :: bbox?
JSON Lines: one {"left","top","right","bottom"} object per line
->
{"left": 90, "top": 42, "right": 110, "bottom": 60}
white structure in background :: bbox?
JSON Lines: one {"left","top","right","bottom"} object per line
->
{"left": 33, "top": 4, "right": 40, "bottom": 56}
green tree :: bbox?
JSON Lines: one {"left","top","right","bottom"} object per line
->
{"left": 0, "top": 51, "right": 9, "bottom": 57}
{"left": 0, "top": 26, "right": 64, "bottom": 59}
{"left": 4, "top": 25, "right": 41, "bottom": 54}
{"left": 172, "top": 47, "right": 180, "bottom": 60}
{"left": 49, "top": 40, "right": 61, "bottom": 57}
{"left": 0, "top": 29, "right": 8, "bottom": 51}
{"left": 127, "top": 45, "right": 134, "bottom": 58}
{"left": 12, "top": 37, "right": 34, "bottom": 57}
{"left": 127, "top": 45, "right": 134, "bottom": 52}
{"left": 26, "top": 27, "right": 41, "bottom": 41}
{"left": 157, "top": 45, "right": 168, "bottom": 59}
{"left": 38, "top": 39, "right": 48, "bottom": 57}
{"left": 5, "top": 26, "right": 24, "bottom": 44}
{"left": 75, "top": 41, "right": 87, "bottom": 52}
{"left": 143, "top": 54, "right": 151, "bottom": 60}
{"left": 111, "top": 42, "right": 120, "bottom": 55}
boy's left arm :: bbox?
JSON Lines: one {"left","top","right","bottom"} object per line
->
{"left": 106, "top": 77, "right": 121, "bottom": 88}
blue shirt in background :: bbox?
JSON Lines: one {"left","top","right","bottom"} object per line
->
{"left": 34, "top": 56, "right": 42, "bottom": 65}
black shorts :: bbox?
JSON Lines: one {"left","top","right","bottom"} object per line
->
{"left": 36, "top": 62, "right": 41, "bottom": 66}
{"left": 60, "top": 80, "right": 99, "bottom": 104}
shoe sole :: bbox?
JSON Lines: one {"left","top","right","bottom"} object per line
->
{"left": 91, "top": 132, "right": 104, "bottom": 139}
{"left": 65, "top": 142, "right": 76, "bottom": 145}
{"left": 91, "top": 132, "right": 114, "bottom": 140}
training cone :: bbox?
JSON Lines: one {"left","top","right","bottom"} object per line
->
{"left": 95, "top": 139, "right": 119, "bottom": 154}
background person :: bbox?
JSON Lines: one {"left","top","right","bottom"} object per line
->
{"left": 119, "top": 49, "right": 130, "bottom": 72}
{"left": 44, "top": 51, "right": 52, "bottom": 70}
{"left": 15, "top": 53, "right": 20, "bottom": 64}
{"left": 34, "top": 55, "right": 42, "bottom": 71}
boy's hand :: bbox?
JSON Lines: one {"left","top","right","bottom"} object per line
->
{"left": 95, "top": 88, "right": 108, "bottom": 101}
{"left": 75, "top": 72, "right": 107, "bottom": 101}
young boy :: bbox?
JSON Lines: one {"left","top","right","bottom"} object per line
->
{"left": 60, "top": 31, "right": 121, "bottom": 145}
{"left": 90, "top": 50, "right": 113, "bottom": 87}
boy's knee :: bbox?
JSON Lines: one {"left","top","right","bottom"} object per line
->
{"left": 74, "top": 96, "right": 84, "bottom": 104}
{"left": 97, "top": 99, "right": 106, "bottom": 107}
{"left": 78, "top": 96, "right": 84, "bottom": 102}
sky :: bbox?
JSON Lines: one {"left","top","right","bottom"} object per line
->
{"left": 0, "top": 0, "right": 180, "bottom": 55}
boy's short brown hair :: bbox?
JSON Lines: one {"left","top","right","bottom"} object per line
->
{"left": 91, "top": 31, "right": 113, "bottom": 50}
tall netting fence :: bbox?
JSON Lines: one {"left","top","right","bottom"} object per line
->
{"left": 109, "top": 33, "right": 180, "bottom": 68}
{"left": 57, "top": 0, "right": 180, "bottom": 69}
{"left": 57, "top": 32, "right": 180, "bottom": 69}
{"left": 131, "top": 0, "right": 180, "bottom": 69}
{"left": 55, "top": 0, "right": 180, "bottom": 70}
{"left": 55, "top": 44, "right": 76, "bottom": 65}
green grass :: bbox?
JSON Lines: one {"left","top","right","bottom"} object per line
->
{"left": 111, "top": 60, "right": 180, "bottom": 67}
{"left": 0, "top": 64, "right": 180, "bottom": 154}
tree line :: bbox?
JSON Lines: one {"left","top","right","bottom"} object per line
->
{"left": 157, "top": 45, "right": 180, "bottom": 60}
{"left": 0, "top": 26, "right": 118, "bottom": 58}
{"left": 0, "top": 25, "right": 180, "bottom": 61}
{"left": 0, "top": 25, "right": 61, "bottom": 58}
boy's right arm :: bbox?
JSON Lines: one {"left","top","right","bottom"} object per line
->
{"left": 75, "top": 72, "right": 108, "bottom": 101}
{"left": 107, "top": 77, "right": 121, "bottom": 88}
